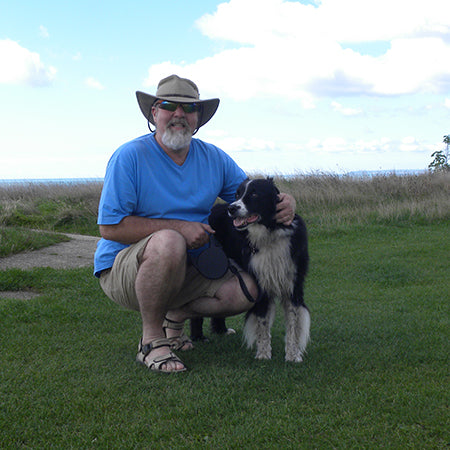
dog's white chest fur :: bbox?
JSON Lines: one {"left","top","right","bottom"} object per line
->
{"left": 247, "top": 224, "right": 296, "bottom": 298}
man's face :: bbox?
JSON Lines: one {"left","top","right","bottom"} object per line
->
{"left": 152, "top": 101, "right": 199, "bottom": 151}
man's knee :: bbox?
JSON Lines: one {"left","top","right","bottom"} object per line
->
{"left": 141, "top": 230, "right": 187, "bottom": 265}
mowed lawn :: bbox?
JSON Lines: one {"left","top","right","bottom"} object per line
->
{"left": 1, "top": 221, "right": 448, "bottom": 448}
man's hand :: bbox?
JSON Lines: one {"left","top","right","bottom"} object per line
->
{"left": 178, "top": 222, "right": 215, "bottom": 249}
{"left": 275, "top": 193, "right": 296, "bottom": 226}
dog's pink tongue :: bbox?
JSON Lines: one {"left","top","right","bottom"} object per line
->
{"left": 233, "top": 215, "right": 259, "bottom": 228}
{"left": 233, "top": 217, "right": 247, "bottom": 228}
{"left": 246, "top": 215, "right": 259, "bottom": 224}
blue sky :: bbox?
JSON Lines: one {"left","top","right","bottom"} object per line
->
{"left": 1, "top": 0, "right": 449, "bottom": 179}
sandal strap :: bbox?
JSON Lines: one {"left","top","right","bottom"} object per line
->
{"left": 162, "top": 317, "right": 185, "bottom": 331}
{"left": 139, "top": 337, "right": 172, "bottom": 358}
{"left": 162, "top": 318, "right": 194, "bottom": 351}
{"left": 147, "top": 352, "right": 186, "bottom": 372}
{"left": 168, "top": 334, "right": 192, "bottom": 351}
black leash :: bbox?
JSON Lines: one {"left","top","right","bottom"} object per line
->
{"left": 229, "top": 263, "right": 262, "bottom": 303}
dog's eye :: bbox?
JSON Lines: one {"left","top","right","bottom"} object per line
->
{"left": 250, "top": 192, "right": 258, "bottom": 198}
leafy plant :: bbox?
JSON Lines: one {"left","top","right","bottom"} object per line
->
{"left": 428, "top": 135, "right": 450, "bottom": 172}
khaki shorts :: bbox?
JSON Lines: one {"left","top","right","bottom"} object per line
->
{"left": 99, "top": 234, "right": 235, "bottom": 312}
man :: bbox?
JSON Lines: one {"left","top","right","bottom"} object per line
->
{"left": 94, "top": 75, "right": 296, "bottom": 373}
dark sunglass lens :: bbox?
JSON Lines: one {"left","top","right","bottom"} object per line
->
{"left": 159, "top": 101, "right": 199, "bottom": 113}
{"left": 181, "top": 103, "right": 199, "bottom": 113}
{"left": 159, "top": 101, "right": 178, "bottom": 111}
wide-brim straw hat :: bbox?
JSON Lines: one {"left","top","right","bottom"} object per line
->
{"left": 136, "top": 74, "right": 220, "bottom": 129}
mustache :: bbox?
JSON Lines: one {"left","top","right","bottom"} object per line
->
{"left": 167, "top": 117, "right": 190, "bottom": 128}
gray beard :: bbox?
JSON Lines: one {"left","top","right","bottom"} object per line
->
{"left": 161, "top": 122, "right": 193, "bottom": 151}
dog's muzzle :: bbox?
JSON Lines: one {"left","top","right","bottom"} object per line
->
{"left": 228, "top": 202, "right": 260, "bottom": 230}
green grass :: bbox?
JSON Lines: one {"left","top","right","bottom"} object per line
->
{"left": 0, "top": 227, "right": 69, "bottom": 257}
{"left": 0, "top": 181, "right": 102, "bottom": 236}
{"left": 1, "top": 220, "right": 448, "bottom": 448}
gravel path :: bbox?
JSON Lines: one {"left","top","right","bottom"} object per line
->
{"left": 0, "top": 233, "right": 100, "bottom": 299}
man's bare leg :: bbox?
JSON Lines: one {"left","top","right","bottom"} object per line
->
{"left": 135, "top": 230, "right": 187, "bottom": 372}
{"left": 135, "top": 230, "right": 257, "bottom": 372}
{"left": 167, "top": 272, "right": 257, "bottom": 323}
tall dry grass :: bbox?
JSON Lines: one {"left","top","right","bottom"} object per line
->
{"left": 274, "top": 171, "right": 450, "bottom": 227}
{"left": 0, "top": 181, "right": 102, "bottom": 209}
{"left": 0, "top": 173, "right": 448, "bottom": 233}
{"left": 0, "top": 181, "right": 103, "bottom": 235}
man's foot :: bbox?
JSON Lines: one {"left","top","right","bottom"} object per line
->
{"left": 136, "top": 338, "right": 187, "bottom": 373}
{"left": 163, "top": 317, "right": 194, "bottom": 351}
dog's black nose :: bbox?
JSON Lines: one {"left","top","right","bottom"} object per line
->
{"left": 228, "top": 204, "right": 239, "bottom": 215}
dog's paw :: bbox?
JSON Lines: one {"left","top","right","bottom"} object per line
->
{"left": 255, "top": 350, "right": 272, "bottom": 360}
{"left": 285, "top": 353, "right": 304, "bottom": 363}
{"left": 225, "top": 328, "right": 236, "bottom": 335}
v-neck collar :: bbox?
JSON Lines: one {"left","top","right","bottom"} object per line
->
{"left": 152, "top": 134, "right": 192, "bottom": 168}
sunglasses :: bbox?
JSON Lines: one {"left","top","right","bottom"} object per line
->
{"left": 157, "top": 100, "right": 200, "bottom": 113}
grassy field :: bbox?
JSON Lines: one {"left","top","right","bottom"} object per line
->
{"left": 0, "top": 227, "right": 69, "bottom": 257}
{"left": 0, "top": 180, "right": 102, "bottom": 238}
{"left": 0, "top": 173, "right": 449, "bottom": 448}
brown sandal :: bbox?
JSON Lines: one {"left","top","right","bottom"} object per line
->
{"left": 163, "top": 318, "right": 194, "bottom": 351}
{"left": 136, "top": 338, "right": 187, "bottom": 373}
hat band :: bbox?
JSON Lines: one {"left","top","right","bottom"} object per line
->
{"left": 160, "top": 93, "right": 198, "bottom": 100}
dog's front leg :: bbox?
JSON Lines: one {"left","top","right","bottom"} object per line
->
{"left": 283, "top": 300, "right": 310, "bottom": 362}
{"left": 244, "top": 299, "right": 275, "bottom": 360}
{"left": 254, "top": 314, "right": 272, "bottom": 359}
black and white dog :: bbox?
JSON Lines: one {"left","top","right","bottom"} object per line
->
{"left": 206, "top": 177, "right": 310, "bottom": 362}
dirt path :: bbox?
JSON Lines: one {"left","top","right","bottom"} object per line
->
{"left": 0, "top": 233, "right": 100, "bottom": 270}
{"left": 0, "top": 233, "right": 100, "bottom": 299}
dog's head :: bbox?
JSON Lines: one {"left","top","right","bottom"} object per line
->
{"left": 228, "top": 178, "right": 280, "bottom": 230}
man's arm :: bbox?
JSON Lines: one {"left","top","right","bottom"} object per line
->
{"left": 99, "top": 216, "right": 215, "bottom": 249}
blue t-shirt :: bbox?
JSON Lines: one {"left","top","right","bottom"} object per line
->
{"left": 93, "top": 133, "right": 246, "bottom": 276}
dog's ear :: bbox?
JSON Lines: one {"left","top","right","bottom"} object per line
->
{"left": 266, "top": 176, "right": 280, "bottom": 190}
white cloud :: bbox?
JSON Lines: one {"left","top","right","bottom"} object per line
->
{"left": 400, "top": 136, "right": 419, "bottom": 152}
{"left": 197, "top": 0, "right": 448, "bottom": 44}
{"left": 203, "top": 132, "right": 431, "bottom": 174}
{"left": 203, "top": 128, "right": 276, "bottom": 154}
{"left": 144, "top": 0, "right": 450, "bottom": 103}
{"left": 0, "top": 39, "right": 56, "bottom": 86}
{"left": 305, "top": 135, "right": 427, "bottom": 155}
{"left": 72, "top": 51, "right": 82, "bottom": 61}
{"left": 85, "top": 76, "right": 105, "bottom": 90}
{"left": 331, "top": 101, "right": 362, "bottom": 116}
{"left": 39, "top": 25, "right": 49, "bottom": 39}
{"left": 445, "top": 98, "right": 450, "bottom": 109}
{"left": 317, "top": 0, "right": 448, "bottom": 42}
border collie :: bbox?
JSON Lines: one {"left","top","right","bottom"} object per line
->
{"left": 207, "top": 177, "right": 310, "bottom": 362}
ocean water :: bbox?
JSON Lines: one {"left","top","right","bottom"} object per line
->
{"left": 0, "top": 178, "right": 104, "bottom": 186}
{"left": 0, "top": 170, "right": 427, "bottom": 186}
